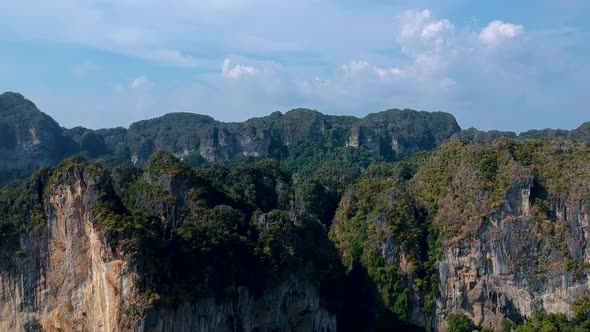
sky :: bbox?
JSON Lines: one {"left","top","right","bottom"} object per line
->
{"left": 0, "top": 0, "right": 588, "bottom": 132}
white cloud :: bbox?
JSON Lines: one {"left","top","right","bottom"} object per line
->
{"left": 221, "top": 58, "right": 257, "bottom": 79}
{"left": 130, "top": 76, "right": 153, "bottom": 89}
{"left": 146, "top": 49, "right": 200, "bottom": 68}
{"left": 479, "top": 20, "right": 524, "bottom": 46}
{"left": 393, "top": 9, "right": 460, "bottom": 79}
{"left": 341, "top": 60, "right": 402, "bottom": 79}
{"left": 398, "top": 9, "right": 455, "bottom": 56}
{"left": 421, "top": 18, "right": 454, "bottom": 40}
{"left": 374, "top": 67, "right": 402, "bottom": 79}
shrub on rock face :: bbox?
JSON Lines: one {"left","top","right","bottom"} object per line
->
{"left": 447, "top": 313, "right": 472, "bottom": 332}
{"left": 572, "top": 295, "right": 590, "bottom": 323}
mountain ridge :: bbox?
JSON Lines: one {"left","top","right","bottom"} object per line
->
{"left": 4, "top": 90, "right": 589, "bottom": 188}
{"left": 0, "top": 91, "right": 461, "bottom": 185}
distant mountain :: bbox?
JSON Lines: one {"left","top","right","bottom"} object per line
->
{"left": 0, "top": 91, "right": 461, "bottom": 185}
{"left": 0, "top": 92, "right": 77, "bottom": 184}
{"left": 456, "top": 121, "right": 590, "bottom": 144}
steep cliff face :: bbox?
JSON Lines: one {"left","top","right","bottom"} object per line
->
{"left": 0, "top": 163, "right": 140, "bottom": 331}
{"left": 329, "top": 164, "right": 428, "bottom": 331}
{"left": 414, "top": 139, "right": 590, "bottom": 330}
{"left": 330, "top": 139, "right": 590, "bottom": 331}
{"left": 0, "top": 157, "right": 339, "bottom": 331}
{"left": 435, "top": 177, "right": 590, "bottom": 330}
{"left": 6, "top": 90, "right": 590, "bottom": 331}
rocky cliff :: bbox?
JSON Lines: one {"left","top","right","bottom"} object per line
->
{"left": 0, "top": 156, "right": 340, "bottom": 331}
{"left": 426, "top": 139, "right": 590, "bottom": 331}
{"left": 3, "top": 138, "right": 590, "bottom": 331}
{"left": 330, "top": 139, "right": 590, "bottom": 331}
{"left": 0, "top": 163, "right": 139, "bottom": 331}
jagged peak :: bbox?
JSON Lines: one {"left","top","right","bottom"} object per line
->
{"left": 46, "top": 155, "right": 109, "bottom": 185}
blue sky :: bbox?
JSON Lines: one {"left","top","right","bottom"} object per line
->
{"left": 0, "top": 0, "right": 588, "bottom": 132}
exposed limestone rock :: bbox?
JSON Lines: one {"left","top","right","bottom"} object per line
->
{"left": 0, "top": 165, "right": 140, "bottom": 331}
{"left": 0, "top": 164, "right": 336, "bottom": 332}
{"left": 434, "top": 173, "right": 590, "bottom": 331}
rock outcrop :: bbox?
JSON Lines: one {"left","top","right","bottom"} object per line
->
{"left": 330, "top": 139, "right": 590, "bottom": 331}
{"left": 5, "top": 91, "right": 590, "bottom": 331}
{"left": 435, "top": 174, "right": 590, "bottom": 330}
{"left": 415, "top": 139, "right": 590, "bottom": 330}
{"left": 142, "top": 277, "right": 335, "bottom": 332}
{"left": 0, "top": 164, "right": 138, "bottom": 331}
{"left": 0, "top": 159, "right": 337, "bottom": 332}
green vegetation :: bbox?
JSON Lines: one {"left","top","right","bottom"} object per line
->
{"left": 329, "top": 138, "right": 590, "bottom": 330}
{"left": 412, "top": 139, "right": 515, "bottom": 244}
{"left": 4, "top": 94, "right": 590, "bottom": 332}
{"left": 510, "top": 311, "right": 590, "bottom": 332}
{"left": 89, "top": 153, "right": 346, "bottom": 307}
{"left": 1, "top": 91, "right": 461, "bottom": 186}
{"left": 0, "top": 168, "right": 50, "bottom": 242}
{"left": 446, "top": 313, "right": 472, "bottom": 332}
{"left": 0, "top": 151, "right": 348, "bottom": 308}
{"left": 491, "top": 296, "right": 590, "bottom": 331}
{"left": 329, "top": 162, "right": 435, "bottom": 330}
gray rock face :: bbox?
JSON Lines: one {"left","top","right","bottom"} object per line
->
{"left": 434, "top": 175, "right": 590, "bottom": 331}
